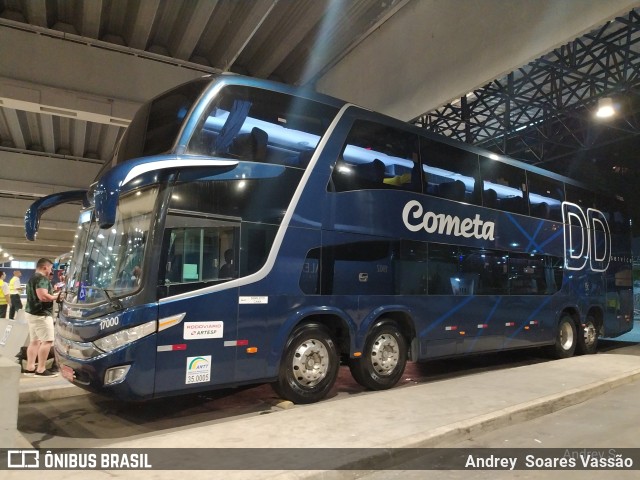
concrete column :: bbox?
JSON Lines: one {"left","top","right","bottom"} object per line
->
{"left": 0, "top": 356, "right": 21, "bottom": 445}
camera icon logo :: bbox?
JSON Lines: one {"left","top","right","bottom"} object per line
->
{"left": 7, "top": 450, "right": 39, "bottom": 468}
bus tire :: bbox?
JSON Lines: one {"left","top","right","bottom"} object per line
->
{"left": 349, "top": 322, "right": 407, "bottom": 390}
{"left": 548, "top": 314, "right": 577, "bottom": 359}
{"left": 576, "top": 315, "right": 598, "bottom": 355}
{"left": 272, "top": 323, "right": 339, "bottom": 404}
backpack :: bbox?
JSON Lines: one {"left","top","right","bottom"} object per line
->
{"left": 14, "top": 346, "right": 55, "bottom": 372}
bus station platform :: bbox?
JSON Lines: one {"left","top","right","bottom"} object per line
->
{"left": 5, "top": 325, "right": 640, "bottom": 478}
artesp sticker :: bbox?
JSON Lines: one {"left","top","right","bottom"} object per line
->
{"left": 183, "top": 321, "right": 224, "bottom": 340}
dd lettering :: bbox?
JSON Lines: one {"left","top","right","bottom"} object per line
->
{"left": 562, "top": 202, "right": 611, "bottom": 272}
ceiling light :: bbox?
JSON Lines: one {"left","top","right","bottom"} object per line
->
{"left": 595, "top": 97, "right": 615, "bottom": 118}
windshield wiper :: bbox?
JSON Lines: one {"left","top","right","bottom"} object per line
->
{"left": 102, "top": 288, "right": 123, "bottom": 310}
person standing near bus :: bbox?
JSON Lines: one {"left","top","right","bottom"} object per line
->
{"left": 9, "top": 270, "right": 23, "bottom": 319}
{"left": 24, "top": 258, "right": 59, "bottom": 377}
{"left": 0, "top": 272, "right": 9, "bottom": 318}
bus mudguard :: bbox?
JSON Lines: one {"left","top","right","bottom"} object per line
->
{"left": 266, "top": 305, "right": 357, "bottom": 372}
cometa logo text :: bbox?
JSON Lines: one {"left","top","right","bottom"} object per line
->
{"left": 402, "top": 200, "right": 495, "bottom": 240}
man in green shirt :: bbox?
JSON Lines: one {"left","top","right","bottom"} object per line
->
{"left": 24, "top": 258, "right": 59, "bottom": 377}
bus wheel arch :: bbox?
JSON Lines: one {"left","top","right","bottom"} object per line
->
{"left": 577, "top": 309, "right": 602, "bottom": 355}
{"left": 272, "top": 320, "right": 341, "bottom": 404}
{"left": 348, "top": 316, "right": 410, "bottom": 391}
{"left": 547, "top": 310, "right": 578, "bottom": 359}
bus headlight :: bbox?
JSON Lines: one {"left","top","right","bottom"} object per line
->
{"left": 93, "top": 320, "right": 157, "bottom": 353}
{"left": 55, "top": 335, "right": 103, "bottom": 360}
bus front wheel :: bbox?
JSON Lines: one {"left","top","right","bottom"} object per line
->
{"left": 548, "top": 315, "right": 577, "bottom": 359}
{"left": 576, "top": 315, "right": 598, "bottom": 355}
{"left": 272, "top": 323, "right": 339, "bottom": 404}
{"left": 349, "top": 322, "right": 407, "bottom": 390}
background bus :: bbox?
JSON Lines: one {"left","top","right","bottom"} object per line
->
{"left": 26, "top": 74, "right": 633, "bottom": 403}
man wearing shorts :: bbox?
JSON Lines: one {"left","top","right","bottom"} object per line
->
{"left": 24, "top": 258, "right": 59, "bottom": 377}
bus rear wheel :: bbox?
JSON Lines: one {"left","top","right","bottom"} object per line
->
{"left": 548, "top": 314, "right": 577, "bottom": 359}
{"left": 272, "top": 323, "right": 339, "bottom": 404}
{"left": 349, "top": 322, "right": 407, "bottom": 390}
{"left": 576, "top": 316, "right": 598, "bottom": 355}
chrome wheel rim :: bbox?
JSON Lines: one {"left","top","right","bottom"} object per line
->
{"left": 583, "top": 321, "right": 597, "bottom": 347}
{"left": 291, "top": 338, "right": 330, "bottom": 387}
{"left": 559, "top": 321, "right": 574, "bottom": 351}
{"left": 370, "top": 333, "right": 400, "bottom": 376}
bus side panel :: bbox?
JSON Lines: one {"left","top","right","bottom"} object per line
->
{"left": 409, "top": 295, "right": 553, "bottom": 358}
{"left": 604, "top": 273, "right": 634, "bottom": 336}
{"left": 455, "top": 296, "right": 505, "bottom": 353}
{"left": 407, "top": 296, "right": 482, "bottom": 358}
{"left": 325, "top": 191, "right": 566, "bottom": 258}
{"left": 235, "top": 226, "right": 360, "bottom": 381}
{"left": 416, "top": 296, "right": 476, "bottom": 358}
{"left": 603, "top": 231, "right": 634, "bottom": 337}
{"left": 501, "top": 296, "right": 555, "bottom": 349}
{"left": 233, "top": 299, "right": 270, "bottom": 382}
{"left": 154, "top": 289, "right": 239, "bottom": 396}
{"left": 356, "top": 295, "right": 507, "bottom": 356}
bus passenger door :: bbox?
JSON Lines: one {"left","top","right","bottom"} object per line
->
{"left": 153, "top": 216, "right": 240, "bottom": 395}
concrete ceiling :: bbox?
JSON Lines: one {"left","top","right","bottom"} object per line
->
{"left": 0, "top": 0, "right": 638, "bottom": 263}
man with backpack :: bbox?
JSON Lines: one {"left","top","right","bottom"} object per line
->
{"left": 24, "top": 258, "right": 59, "bottom": 377}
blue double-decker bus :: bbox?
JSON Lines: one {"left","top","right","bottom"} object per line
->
{"left": 26, "top": 74, "right": 633, "bottom": 403}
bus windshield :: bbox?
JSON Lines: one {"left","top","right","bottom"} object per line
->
{"left": 65, "top": 187, "right": 159, "bottom": 304}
